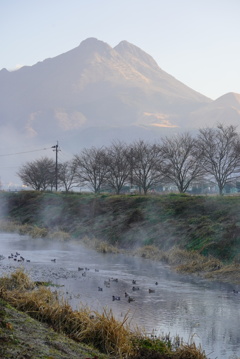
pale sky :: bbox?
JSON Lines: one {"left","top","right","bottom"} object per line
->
{"left": 1, "top": 0, "right": 240, "bottom": 100}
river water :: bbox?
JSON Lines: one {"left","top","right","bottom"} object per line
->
{"left": 0, "top": 232, "right": 239, "bottom": 359}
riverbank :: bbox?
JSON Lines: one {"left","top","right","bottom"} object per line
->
{"left": 0, "top": 268, "right": 210, "bottom": 359}
{"left": 0, "top": 191, "right": 240, "bottom": 285}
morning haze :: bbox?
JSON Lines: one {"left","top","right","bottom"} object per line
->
{"left": 0, "top": 38, "right": 240, "bottom": 187}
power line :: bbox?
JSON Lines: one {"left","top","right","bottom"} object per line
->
{"left": 0, "top": 147, "right": 51, "bottom": 157}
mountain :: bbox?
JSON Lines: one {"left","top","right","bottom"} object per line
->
{"left": 188, "top": 92, "right": 240, "bottom": 128}
{"left": 0, "top": 38, "right": 212, "bottom": 141}
{"left": 0, "top": 38, "right": 240, "bottom": 187}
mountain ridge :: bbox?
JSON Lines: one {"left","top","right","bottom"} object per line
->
{"left": 0, "top": 37, "right": 239, "bottom": 146}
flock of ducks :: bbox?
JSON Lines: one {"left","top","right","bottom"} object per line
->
{"left": 7, "top": 252, "right": 58, "bottom": 264}
{"left": 77, "top": 266, "right": 159, "bottom": 304}
{"left": 6, "top": 252, "right": 240, "bottom": 300}
{"left": 7, "top": 252, "right": 31, "bottom": 262}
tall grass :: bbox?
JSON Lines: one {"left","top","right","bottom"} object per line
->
{"left": 81, "top": 236, "right": 122, "bottom": 253}
{"left": 0, "top": 269, "right": 209, "bottom": 358}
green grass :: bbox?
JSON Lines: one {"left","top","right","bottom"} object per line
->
{"left": 1, "top": 191, "right": 240, "bottom": 263}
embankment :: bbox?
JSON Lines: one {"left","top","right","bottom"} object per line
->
{"left": 0, "top": 191, "right": 240, "bottom": 282}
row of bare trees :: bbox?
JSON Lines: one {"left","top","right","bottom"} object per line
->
{"left": 17, "top": 124, "right": 240, "bottom": 195}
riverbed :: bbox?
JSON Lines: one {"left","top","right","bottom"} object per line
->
{"left": 0, "top": 232, "right": 239, "bottom": 359}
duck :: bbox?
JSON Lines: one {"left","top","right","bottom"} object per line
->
{"left": 112, "top": 295, "right": 120, "bottom": 301}
{"left": 155, "top": 282, "right": 158, "bottom": 285}
{"left": 125, "top": 292, "right": 129, "bottom": 297}
{"left": 98, "top": 287, "right": 103, "bottom": 291}
{"left": 132, "top": 286, "right": 140, "bottom": 291}
{"left": 132, "top": 279, "right": 136, "bottom": 284}
{"left": 111, "top": 278, "right": 118, "bottom": 282}
{"left": 128, "top": 296, "right": 135, "bottom": 303}
{"left": 51, "top": 259, "right": 56, "bottom": 262}
{"left": 149, "top": 289, "right": 155, "bottom": 293}
{"left": 104, "top": 280, "right": 110, "bottom": 287}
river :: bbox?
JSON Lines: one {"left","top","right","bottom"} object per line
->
{"left": 0, "top": 232, "right": 239, "bottom": 359}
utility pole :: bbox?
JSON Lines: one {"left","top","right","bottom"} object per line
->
{"left": 51, "top": 141, "right": 59, "bottom": 191}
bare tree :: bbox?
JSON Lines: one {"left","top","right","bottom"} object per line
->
{"left": 105, "top": 141, "right": 130, "bottom": 194}
{"left": 58, "top": 160, "right": 79, "bottom": 192}
{"left": 198, "top": 123, "right": 240, "bottom": 195}
{"left": 131, "top": 140, "right": 163, "bottom": 194}
{"left": 161, "top": 132, "right": 204, "bottom": 193}
{"left": 74, "top": 147, "right": 108, "bottom": 193}
{"left": 17, "top": 157, "right": 55, "bottom": 191}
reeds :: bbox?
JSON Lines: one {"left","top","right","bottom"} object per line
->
{"left": 0, "top": 269, "right": 134, "bottom": 358}
{"left": 82, "top": 236, "right": 122, "bottom": 254}
{"left": 0, "top": 220, "right": 22, "bottom": 233}
{"left": 164, "top": 247, "right": 222, "bottom": 274}
{"left": 0, "top": 269, "right": 209, "bottom": 358}
{"left": 133, "top": 245, "right": 167, "bottom": 261}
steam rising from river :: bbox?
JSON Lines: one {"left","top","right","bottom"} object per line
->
{"left": 0, "top": 232, "right": 240, "bottom": 359}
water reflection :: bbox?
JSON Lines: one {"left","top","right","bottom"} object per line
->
{"left": 0, "top": 232, "right": 239, "bottom": 359}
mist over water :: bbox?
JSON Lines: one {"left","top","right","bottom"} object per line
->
{"left": 0, "top": 232, "right": 240, "bottom": 359}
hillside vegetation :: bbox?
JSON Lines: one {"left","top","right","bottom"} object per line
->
{"left": 1, "top": 191, "right": 240, "bottom": 264}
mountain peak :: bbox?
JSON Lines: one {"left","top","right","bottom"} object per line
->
{"left": 214, "top": 92, "right": 240, "bottom": 107}
{"left": 78, "top": 37, "right": 112, "bottom": 54}
{"left": 114, "top": 40, "right": 159, "bottom": 70}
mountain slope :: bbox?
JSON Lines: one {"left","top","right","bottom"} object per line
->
{"left": 189, "top": 92, "right": 240, "bottom": 127}
{"left": 0, "top": 38, "right": 211, "bottom": 140}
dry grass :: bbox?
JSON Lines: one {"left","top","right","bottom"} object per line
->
{"left": 204, "top": 263, "right": 240, "bottom": 283}
{"left": 0, "top": 220, "right": 22, "bottom": 233}
{"left": 0, "top": 269, "right": 135, "bottom": 358}
{"left": 163, "top": 248, "right": 222, "bottom": 274}
{"left": 133, "top": 245, "right": 167, "bottom": 261}
{"left": 0, "top": 220, "right": 70, "bottom": 242}
{"left": 82, "top": 236, "right": 122, "bottom": 254}
{"left": 0, "top": 220, "right": 48, "bottom": 238}
{"left": 0, "top": 269, "right": 210, "bottom": 359}
{"left": 174, "top": 342, "right": 207, "bottom": 359}
{"left": 48, "top": 230, "right": 71, "bottom": 241}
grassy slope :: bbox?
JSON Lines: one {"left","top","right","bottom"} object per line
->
{"left": 1, "top": 191, "right": 240, "bottom": 263}
{"left": 0, "top": 298, "right": 108, "bottom": 359}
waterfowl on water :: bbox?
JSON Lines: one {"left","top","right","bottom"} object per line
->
{"left": 128, "top": 296, "right": 135, "bottom": 303}
{"left": 112, "top": 295, "right": 120, "bottom": 301}
{"left": 51, "top": 259, "right": 56, "bottom": 262}
{"left": 155, "top": 282, "right": 158, "bottom": 285}
{"left": 98, "top": 287, "right": 103, "bottom": 291}
{"left": 233, "top": 289, "right": 239, "bottom": 294}
{"left": 78, "top": 267, "right": 84, "bottom": 271}
{"left": 111, "top": 278, "right": 118, "bottom": 282}
{"left": 104, "top": 280, "right": 110, "bottom": 287}
{"left": 132, "top": 279, "right": 136, "bottom": 284}
{"left": 132, "top": 286, "right": 140, "bottom": 291}
{"left": 125, "top": 292, "right": 129, "bottom": 297}
{"left": 149, "top": 289, "right": 155, "bottom": 293}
